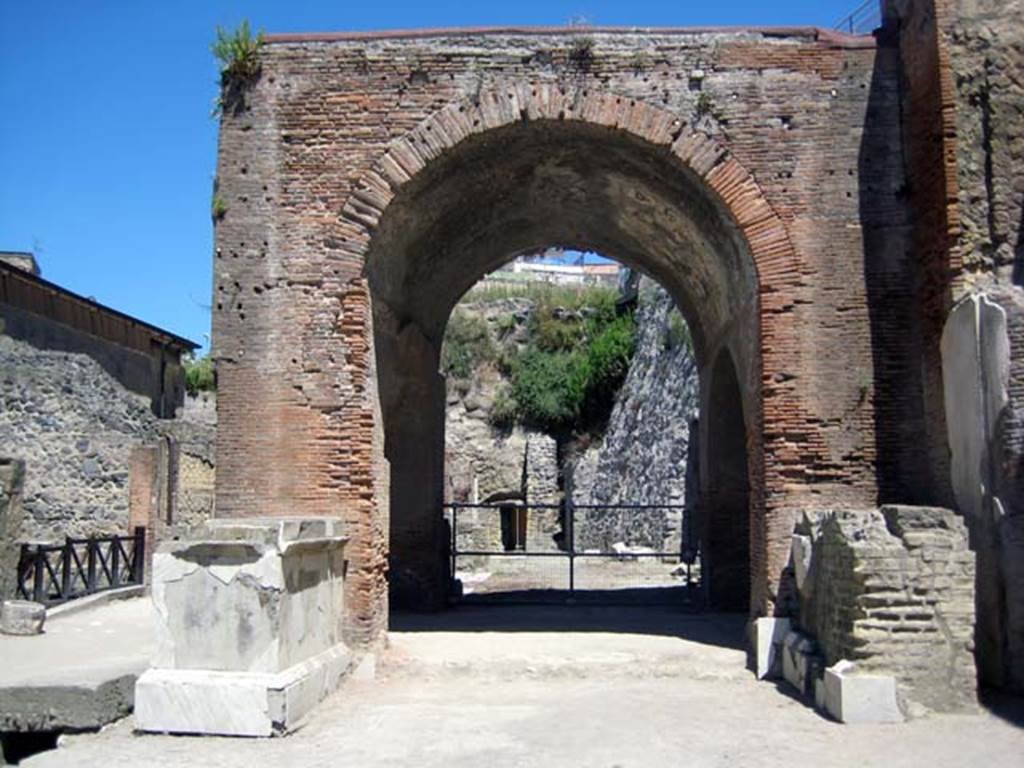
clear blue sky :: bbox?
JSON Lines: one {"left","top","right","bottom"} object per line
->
{"left": 0, "top": 1, "right": 863, "bottom": 352}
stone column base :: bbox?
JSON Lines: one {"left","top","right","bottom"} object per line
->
{"left": 135, "top": 643, "right": 353, "bottom": 737}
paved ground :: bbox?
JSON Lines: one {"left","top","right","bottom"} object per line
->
{"left": 386, "top": 606, "right": 747, "bottom": 680}
{"left": 0, "top": 596, "right": 154, "bottom": 690}
{"left": 24, "top": 674, "right": 1024, "bottom": 767}
{"left": 0, "top": 596, "right": 154, "bottom": 733}
{"left": 16, "top": 604, "right": 1024, "bottom": 767}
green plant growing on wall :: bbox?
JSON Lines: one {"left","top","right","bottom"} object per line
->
{"left": 695, "top": 92, "right": 715, "bottom": 117}
{"left": 629, "top": 50, "right": 652, "bottom": 73}
{"left": 184, "top": 354, "right": 216, "bottom": 395}
{"left": 856, "top": 370, "right": 872, "bottom": 405}
{"left": 211, "top": 20, "right": 264, "bottom": 115}
{"left": 568, "top": 36, "right": 595, "bottom": 68}
{"left": 211, "top": 195, "right": 228, "bottom": 223}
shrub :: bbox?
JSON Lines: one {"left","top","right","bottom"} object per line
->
{"left": 444, "top": 281, "right": 636, "bottom": 436}
{"left": 580, "top": 314, "right": 635, "bottom": 416}
{"left": 507, "top": 305, "right": 635, "bottom": 434}
{"left": 211, "top": 195, "right": 227, "bottom": 223}
{"left": 489, "top": 386, "right": 519, "bottom": 428}
{"left": 442, "top": 310, "right": 495, "bottom": 380}
{"left": 529, "top": 286, "right": 618, "bottom": 352}
{"left": 184, "top": 354, "right": 216, "bottom": 395}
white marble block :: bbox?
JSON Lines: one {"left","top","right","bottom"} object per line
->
{"left": 135, "top": 518, "right": 351, "bottom": 736}
{"left": 752, "top": 617, "right": 791, "bottom": 679}
{"left": 781, "top": 631, "right": 819, "bottom": 697}
{"left": 823, "top": 660, "right": 903, "bottom": 724}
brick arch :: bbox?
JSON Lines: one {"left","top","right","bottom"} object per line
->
{"left": 342, "top": 82, "right": 798, "bottom": 291}
{"left": 339, "top": 82, "right": 803, "bottom": 615}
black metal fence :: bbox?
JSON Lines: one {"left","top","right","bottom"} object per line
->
{"left": 15, "top": 527, "right": 146, "bottom": 605}
{"left": 835, "top": 0, "right": 882, "bottom": 35}
{"left": 445, "top": 502, "right": 700, "bottom": 604}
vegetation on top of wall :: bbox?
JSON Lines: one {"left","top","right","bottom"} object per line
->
{"left": 183, "top": 354, "right": 216, "bottom": 396}
{"left": 566, "top": 15, "right": 595, "bottom": 70}
{"left": 568, "top": 36, "right": 595, "bottom": 69}
{"left": 506, "top": 310, "right": 635, "bottom": 435}
{"left": 211, "top": 20, "right": 264, "bottom": 115}
{"left": 444, "top": 280, "right": 637, "bottom": 436}
{"left": 463, "top": 281, "right": 615, "bottom": 308}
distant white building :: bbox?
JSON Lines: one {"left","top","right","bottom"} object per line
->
{"left": 488, "top": 254, "right": 620, "bottom": 287}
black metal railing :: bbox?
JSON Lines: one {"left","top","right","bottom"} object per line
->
{"left": 15, "top": 527, "right": 146, "bottom": 605}
{"left": 445, "top": 502, "right": 699, "bottom": 604}
{"left": 834, "top": 1, "right": 882, "bottom": 35}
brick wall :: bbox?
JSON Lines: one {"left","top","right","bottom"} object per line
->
{"left": 212, "top": 26, "right": 922, "bottom": 641}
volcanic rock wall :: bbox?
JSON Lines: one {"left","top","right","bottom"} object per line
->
{"left": 568, "top": 278, "right": 699, "bottom": 552}
{"left": 0, "top": 336, "right": 216, "bottom": 544}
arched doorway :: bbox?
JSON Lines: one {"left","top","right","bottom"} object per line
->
{"left": 361, "top": 107, "right": 766, "bottom": 612}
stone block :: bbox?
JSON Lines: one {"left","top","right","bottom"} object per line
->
{"left": 135, "top": 644, "right": 352, "bottom": 737}
{"left": 752, "top": 617, "right": 790, "bottom": 679}
{"left": 941, "top": 293, "right": 1010, "bottom": 524}
{"left": 0, "top": 600, "right": 45, "bottom": 636}
{"left": 814, "top": 677, "right": 826, "bottom": 711}
{"left": 823, "top": 660, "right": 903, "bottom": 724}
{"left": 135, "top": 518, "right": 351, "bottom": 736}
{"left": 781, "top": 631, "right": 818, "bottom": 697}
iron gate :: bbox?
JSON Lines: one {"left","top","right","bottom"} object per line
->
{"left": 445, "top": 501, "right": 701, "bottom": 605}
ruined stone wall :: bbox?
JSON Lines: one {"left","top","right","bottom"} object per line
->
{"left": 166, "top": 394, "right": 217, "bottom": 528}
{"left": 0, "top": 459, "right": 25, "bottom": 599}
{"left": 0, "top": 335, "right": 161, "bottom": 541}
{"left": 444, "top": 421, "right": 560, "bottom": 554}
{"left": 944, "top": 0, "right": 1024, "bottom": 285}
{"left": 0, "top": 336, "right": 217, "bottom": 545}
{"left": 798, "top": 506, "right": 976, "bottom": 713}
{"left": 945, "top": 0, "right": 1024, "bottom": 695}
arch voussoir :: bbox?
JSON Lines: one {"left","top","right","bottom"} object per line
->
{"left": 354, "top": 83, "right": 799, "bottom": 288}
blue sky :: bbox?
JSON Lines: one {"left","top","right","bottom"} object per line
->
{"left": 0, "top": 1, "right": 864, "bottom": 351}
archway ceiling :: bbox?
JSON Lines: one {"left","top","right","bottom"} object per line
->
{"left": 365, "top": 119, "right": 758, "bottom": 360}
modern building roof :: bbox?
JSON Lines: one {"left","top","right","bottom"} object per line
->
{"left": 0, "top": 256, "right": 199, "bottom": 353}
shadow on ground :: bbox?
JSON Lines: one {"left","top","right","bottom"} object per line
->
{"left": 980, "top": 688, "right": 1024, "bottom": 729}
{"left": 390, "top": 601, "right": 748, "bottom": 651}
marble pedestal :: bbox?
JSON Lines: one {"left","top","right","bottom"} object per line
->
{"left": 135, "top": 518, "right": 351, "bottom": 736}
